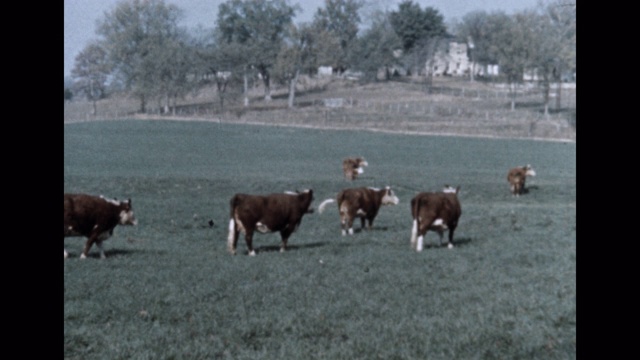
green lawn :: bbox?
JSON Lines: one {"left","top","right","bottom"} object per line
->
{"left": 64, "top": 120, "right": 576, "bottom": 359}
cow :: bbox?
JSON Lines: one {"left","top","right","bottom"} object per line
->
{"left": 342, "top": 157, "right": 368, "bottom": 181}
{"left": 318, "top": 186, "right": 400, "bottom": 236}
{"left": 410, "top": 185, "right": 461, "bottom": 252}
{"left": 507, "top": 164, "right": 536, "bottom": 196}
{"left": 227, "top": 190, "right": 314, "bottom": 256}
{"left": 64, "top": 193, "right": 138, "bottom": 259}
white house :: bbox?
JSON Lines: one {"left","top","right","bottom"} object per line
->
{"left": 427, "top": 41, "right": 498, "bottom": 78}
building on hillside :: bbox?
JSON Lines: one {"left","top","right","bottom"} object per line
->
{"left": 427, "top": 40, "right": 499, "bottom": 78}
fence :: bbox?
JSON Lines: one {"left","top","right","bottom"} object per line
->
{"left": 64, "top": 82, "right": 575, "bottom": 142}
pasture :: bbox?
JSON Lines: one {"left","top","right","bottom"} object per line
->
{"left": 64, "top": 120, "right": 576, "bottom": 359}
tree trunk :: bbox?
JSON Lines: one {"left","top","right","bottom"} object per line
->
{"left": 288, "top": 70, "right": 299, "bottom": 108}
{"left": 509, "top": 83, "right": 516, "bottom": 111}
{"left": 139, "top": 94, "right": 146, "bottom": 113}
{"left": 164, "top": 93, "right": 170, "bottom": 114}
{"left": 243, "top": 73, "right": 249, "bottom": 107}
{"left": 263, "top": 74, "right": 271, "bottom": 102}
{"left": 555, "top": 81, "right": 562, "bottom": 111}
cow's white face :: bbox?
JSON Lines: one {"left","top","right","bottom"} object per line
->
{"left": 442, "top": 185, "right": 459, "bottom": 194}
{"left": 381, "top": 187, "right": 400, "bottom": 205}
{"left": 525, "top": 167, "right": 536, "bottom": 177}
{"left": 119, "top": 209, "right": 138, "bottom": 225}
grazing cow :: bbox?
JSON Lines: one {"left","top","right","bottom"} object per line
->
{"left": 318, "top": 186, "right": 400, "bottom": 236}
{"left": 342, "top": 157, "right": 368, "bottom": 180}
{"left": 507, "top": 164, "right": 536, "bottom": 196}
{"left": 410, "top": 185, "right": 461, "bottom": 252}
{"left": 64, "top": 193, "right": 138, "bottom": 259}
{"left": 227, "top": 190, "right": 314, "bottom": 256}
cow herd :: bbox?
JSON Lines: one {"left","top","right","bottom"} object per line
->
{"left": 64, "top": 157, "right": 536, "bottom": 258}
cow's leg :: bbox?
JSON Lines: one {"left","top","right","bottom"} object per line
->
{"left": 227, "top": 219, "right": 240, "bottom": 255}
{"left": 360, "top": 217, "right": 366, "bottom": 230}
{"left": 347, "top": 216, "right": 355, "bottom": 235}
{"left": 81, "top": 234, "right": 98, "bottom": 259}
{"left": 416, "top": 219, "right": 434, "bottom": 252}
{"left": 410, "top": 219, "right": 418, "bottom": 248}
{"left": 437, "top": 230, "right": 445, "bottom": 247}
{"left": 96, "top": 241, "right": 106, "bottom": 259}
{"left": 279, "top": 230, "right": 292, "bottom": 253}
{"left": 446, "top": 228, "right": 455, "bottom": 249}
{"left": 245, "top": 230, "right": 256, "bottom": 256}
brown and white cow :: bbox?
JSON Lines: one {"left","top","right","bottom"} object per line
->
{"left": 227, "top": 190, "right": 314, "bottom": 256}
{"left": 318, "top": 186, "right": 399, "bottom": 236}
{"left": 410, "top": 185, "right": 461, "bottom": 251}
{"left": 64, "top": 193, "right": 138, "bottom": 259}
{"left": 507, "top": 164, "right": 536, "bottom": 196}
{"left": 342, "top": 157, "right": 368, "bottom": 181}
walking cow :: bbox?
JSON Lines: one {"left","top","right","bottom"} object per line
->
{"left": 342, "top": 157, "right": 368, "bottom": 181}
{"left": 64, "top": 193, "right": 138, "bottom": 259}
{"left": 410, "top": 185, "right": 461, "bottom": 252}
{"left": 227, "top": 190, "right": 314, "bottom": 256}
{"left": 507, "top": 164, "right": 536, "bottom": 196}
{"left": 318, "top": 186, "right": 399, "bottom": 236}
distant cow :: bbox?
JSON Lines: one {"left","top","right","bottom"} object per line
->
{"left": 227, "top": 190, "right": 314, "bottom": 256}
{"left": 410, "top": 185, "right": 461, "bottom": 252}
{"left": 342, "top": 157, "right": 368, "bottom": 180}
{"left": 507, "top": 164, "right": 536, "bottom": 196}
{"left": 318, "top": 186, "right": 399, "bottom": 236}
{"left": 64, "top": 193, "right": 138, "bottom": 259}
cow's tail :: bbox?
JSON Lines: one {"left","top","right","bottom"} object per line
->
{"left": 410, "top": 197, "right": 420, "bottom": 247}
{"left": 227, "top": 195, "right": 238, "bottom": 252}
{"left": 318, "top": 199, "right": 335, "bottom": 214}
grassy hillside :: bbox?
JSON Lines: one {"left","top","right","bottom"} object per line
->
{"left": 64, "top": 120, "right": 576, "bottom": 359}
{"left": 64, "top": 77, "right": 576, "bottom": 142}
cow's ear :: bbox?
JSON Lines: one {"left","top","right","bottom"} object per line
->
{"left": 128, "top": 198, "right": 132, "bottom": 205}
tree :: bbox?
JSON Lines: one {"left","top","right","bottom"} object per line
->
{"left": 216, "top": 0, "right": 299, "bottom": 102}
{"left": 348, "top": 11, "right": 402, "bottom": 81}
{"left": 390, "top": 0, "right": 446, "bottom": 51}
{"left": 389, "top": 0, "right": 446, "bottom": 75}
{"left": 96, "top": 0, "right": 185, "bottom": 113}
{"left": 273, "top": 23, "right": 316, "bottom": 108}
{"left": 312, "top": 0, "right": 364, "bottom": 73}
{"left": 481, "top": 11, "right": 535, "bottom": 110}
{"left": 64, "top": 88, "right": 73, "bottom": 102}
{"left": 454, "top": 10, "right": 497, "bottom": 81}
{"left": 71, "top": 43, "right": 110, "bottom": 115}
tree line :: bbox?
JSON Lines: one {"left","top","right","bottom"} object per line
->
{"left": 67, "top": 0, "right": 575, "bottom": 116}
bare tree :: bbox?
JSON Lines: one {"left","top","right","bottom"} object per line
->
{"left": 71, "top": 43, "right": 110, "bottom": 115}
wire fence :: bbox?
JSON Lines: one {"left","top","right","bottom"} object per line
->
{"left": 65, "top": 81, "right": 576, "bottom": 142}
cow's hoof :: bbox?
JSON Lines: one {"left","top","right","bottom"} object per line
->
{"left": 248, "top": 250, "right": 256, "bottom": 256}
{"left": 448, "top": 243, "right": 454, "bottom": 249}
{"left": 279, "top": 248, "right": 286, "bottom": 253}
{"left": 80, "top": 253, "right": 87, "bottom": 259}
{"left": 64, "top": 251, "right": 68, "bottom": 259}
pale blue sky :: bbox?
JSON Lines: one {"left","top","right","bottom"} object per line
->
{"left": 64, "top": 0, "right": 542, "bottom": 78}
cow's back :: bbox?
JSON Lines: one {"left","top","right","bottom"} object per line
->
{"left": 64, "top": 194, "right": 100, "bottom": 236}
{"left": 64, "top": 193, "right": 120, "bottom": 237}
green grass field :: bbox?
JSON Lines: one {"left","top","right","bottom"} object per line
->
{"left": 64, "top": 120, "right": 576, "bottom": 359}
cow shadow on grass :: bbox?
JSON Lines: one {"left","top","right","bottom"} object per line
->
{"left": 64, "top": 248, "right": 142, "bottom": 259}
{"left": 421, "top": 237, "right": 473, "bottom": 249}
{"left": 253, "top": 241, "right": 330, "bottom": 254}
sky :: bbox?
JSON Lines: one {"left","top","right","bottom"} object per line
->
{"left": 64, "top": 0, "right": 542, "bottom": 78}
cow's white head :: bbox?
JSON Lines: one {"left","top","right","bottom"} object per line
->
{"left": 524, "top": 164, "right": 536, "bottom": 177}
{"left": 119, "top": 199, "right": 138, "bottom": 226}
{"left": 381, "top": 186, "right": 400, "bottom": 205}
{"left": 442, "top": 185, "right": 460, "bottom": 194}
